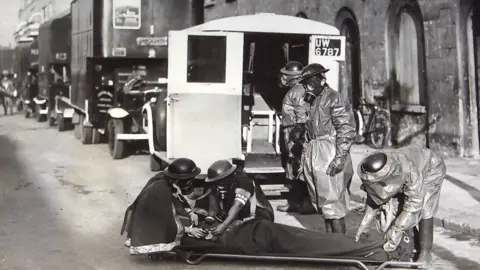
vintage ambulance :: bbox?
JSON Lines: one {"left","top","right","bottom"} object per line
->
{"left": 143, "top": 13, "right": 346, "bottom": 179}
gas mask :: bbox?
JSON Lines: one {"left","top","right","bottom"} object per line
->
{"left": 278, "top": 73, "right": 300, "bottom": 89}
{"left": 215, "top": 180, "right": 232, "bottom": 201}
{"left": 302, "top": 74, "right": 326, "bottom": 104}
{"left": 171, "top": 178, "right": 194, "bottom": 196}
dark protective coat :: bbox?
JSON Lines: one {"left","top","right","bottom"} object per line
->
{"left": 179, "top": 219, "right": 414, "bottom": 262}
{"left": 281, "top": 83, "right": 309, "bottom": 180}
{"left": 121, "top": 172, "right": 184, "bottom": 254}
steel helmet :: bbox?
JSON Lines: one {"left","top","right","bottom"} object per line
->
{"left": 299, "top": 63, "right": 330, "bottom": 82}
{"left": 164, "top": 158, "right": 201, "bottom": 180}
{"left": 357, "top": 152, "right": 406, "bottom": 205}
{"left": 205, "top": 160, "right": 237, "bottom": 183}
{"left": 280, "top": 61, "right": 304, "bottom": 76}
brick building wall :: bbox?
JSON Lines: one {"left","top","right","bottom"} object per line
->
{"left": 201, "top": 0, "right": 480, "bottom": 157}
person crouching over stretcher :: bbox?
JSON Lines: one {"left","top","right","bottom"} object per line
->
{"left": 204, "top": 160, "right": 275, "bottom": 236}
{"left": 121, "top": 158, "right": 216, "bottom": 253}
{"left": 355, "top": 146, "right": 446, "bottom": 267}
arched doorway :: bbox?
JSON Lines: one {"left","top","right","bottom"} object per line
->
{"left": 192, "top": 0, "right": 205, "bottom": 25}
{"left": 465, "top": 4, "right": 480, "bottom": 156}
{"left": 296, "top": 12, "right": 308, "bottom": 19}
{"left": 335, "top": 8, "right": 362, "bottom": 109}
{"left": 386, "top": 0, "right": 427, "bottom": 146}
{"left": 394, "top": 10, "right": 424, "bottom": 106}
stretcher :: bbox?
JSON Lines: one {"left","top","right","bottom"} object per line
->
{"left": 146, "top": 249, "right": 425, "bottom": 270}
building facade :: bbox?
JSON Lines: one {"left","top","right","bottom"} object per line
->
{"left": 201, "top": 0, "right": 480, "bottom": 157}
{"left": 15, "top": 0, "right": 71, "bottom": 44}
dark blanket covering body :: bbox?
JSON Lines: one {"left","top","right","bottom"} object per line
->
{"left": 121, "top": 172, "right": 183, "bottom": 253}
{"left": 179, "top": 219, "right": 414, "bottom": 262}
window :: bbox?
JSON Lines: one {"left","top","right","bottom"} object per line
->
{"left": 186, "top": 36, "right": 227, "bottom": 83}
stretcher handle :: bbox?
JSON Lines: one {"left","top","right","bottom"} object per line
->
{"left": 184, "top": 253, "right": 371, "bottom": 270}
{"left": 376, "top": 261, "right": 423, "bottom": 270}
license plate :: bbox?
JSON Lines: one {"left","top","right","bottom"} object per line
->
{"left": 136, "top": 37, "right": 168, "bottom": 46}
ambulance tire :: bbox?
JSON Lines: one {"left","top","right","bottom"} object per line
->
{"left": 57, "top": 113, "right": 66, "bottom": 131}
{"left": 35, "top": 104, "right": 47, "bottom": 122}
{"left": 80, "top": 117, "right": 93, "bottom": 145}
{"left": 108, "top": 118, "right": 126, "bottom": 160}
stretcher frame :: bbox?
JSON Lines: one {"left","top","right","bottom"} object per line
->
{"left": 147, "top": 250, "right": 424, "bottom": 270}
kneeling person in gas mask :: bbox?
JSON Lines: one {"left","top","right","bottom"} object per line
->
{"left": 299, "top": 63, "right": 356, "bottom": 233}
{"left": 205, "top": 160, "right": 274, "bottom": 236}
{"left": 121, "top": 158, "right": 216, "bottom": 254}
{"left": 355, "top": 146, "right": 446, "bottom": 266}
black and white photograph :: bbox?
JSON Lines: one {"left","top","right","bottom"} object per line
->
{"left": 1, "top": 0, "right": 480, "bottom": 270}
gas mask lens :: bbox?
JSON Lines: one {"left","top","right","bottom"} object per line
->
{"left": 216, "top": 184, "right": 229, "bottom": 200}
{"left": 172, "top": 179, "right": 194, "bottom": 195}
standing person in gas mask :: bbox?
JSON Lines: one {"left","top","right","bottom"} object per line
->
{"left": 277, "top": 61, "right": 314, "bottom": 214}
{"left": 299, "top": 63, "right": 356, "bottom": 234}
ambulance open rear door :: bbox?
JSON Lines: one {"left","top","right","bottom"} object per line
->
{"left": 165, "top": 30, "right": 244, "bottom": 174}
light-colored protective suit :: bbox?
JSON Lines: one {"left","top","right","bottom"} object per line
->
{"left": 281, "top": 83, "right": 309, "bottom": 180}
{"left": 356, "top": 146, "right": 446, "bottom": 251}
{"left": 301, "top": 86, "right": 356, "bottom": 219}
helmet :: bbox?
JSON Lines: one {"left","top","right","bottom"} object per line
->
{"left": 299, "top": 63, "right": 329, "bottom": 82}
{"left": 280, "top": 61, "right": 304, "bottom": 76}
{"left": 361, "top": 152, "right": 388, "bottom": 173}
{"left": 205, "top": 160, "right": 237, "bottom": 183}
{"left": 164, "top": 158, "right": 201, "bottom": 180}
{"left": 357, "top": 152, "right": 406, "bottom": 205}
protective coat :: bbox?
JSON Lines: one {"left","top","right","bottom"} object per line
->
{"left": 357, "top": 146, "right": 446, "bottom": 251}
{"left": 358, "top": 146, "right": 446, "bottom": 227}
{"left": 301, "top": 86, "right": 356, "bottom": 219}
{"left": 281, "top": 83, "right": 309, "bottom": 180}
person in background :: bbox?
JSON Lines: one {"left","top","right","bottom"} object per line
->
{"left": 277, "top": 61, "right": 314, "bottom": 214}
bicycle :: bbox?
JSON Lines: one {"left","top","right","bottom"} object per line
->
{"left": 353, "top": 96, "right": 391, "bottom": 149}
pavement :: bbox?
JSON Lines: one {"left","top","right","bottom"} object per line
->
{"left": 349, "top": 145, "right": 480, "bottom": 239}
{"left": 1, "top": 113, "right": 480, "bottom": 270}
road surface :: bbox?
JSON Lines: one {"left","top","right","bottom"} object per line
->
{"left": 0, "top": 114, "right": 479, "bottom": 270}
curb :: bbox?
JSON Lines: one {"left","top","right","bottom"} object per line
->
{"left": 350, "top": 188, "right": 480, "bottom": 240}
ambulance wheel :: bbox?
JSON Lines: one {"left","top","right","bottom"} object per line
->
{"left": 57, "top": 114, "right": 66, "bottom": 131}
{"left": 108, "top": 118, "right": 126, "bottom": 160}
{"left": 73, "top": 124, "right": 81, "bottom": 139}
{"left": 48, "top": 113, "right": 56, "bottom": 127}
{"left": 148, "top": 254, "right": 161, "bottom": 261}
{"left": 80, "top": 119, "right": 93, "bottom": 145}
{"left": 35, "top": 105, "right": 47, "bottom": 122}
{"left": 92, "top": 128, "right": 103, "bottom": 144}
{"left": 150, "top": 155, "right": 167, "bottom": 172}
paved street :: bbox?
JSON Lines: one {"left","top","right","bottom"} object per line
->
{"left": 0, "top": 113, "right": 480, "bottom": 270}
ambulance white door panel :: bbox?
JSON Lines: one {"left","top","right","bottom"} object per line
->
{"left": 167, "top": 30, "right": 244, "bottom": 174}
{"left": 308, "top": 35, "right": 346, "bottom": 92}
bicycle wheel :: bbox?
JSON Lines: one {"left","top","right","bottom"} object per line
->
{"left": 353, "top": 110, "right": 365, "bottom": 144}
{"left": 367, "top": 110, "right": 391, "bottom": 149}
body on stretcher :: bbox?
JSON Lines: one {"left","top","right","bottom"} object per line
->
{"left": 134, "top": 218, "right": 425, "bottom": 270}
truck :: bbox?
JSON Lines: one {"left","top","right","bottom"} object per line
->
{"left": 144, "top": 13, "right": 347, "bottom": 183}
{"left": 14, "top": 39, "right": 39, "bottom": 118}
{"left": 36, "top": 10, "right": 72, "bottom": 130}
{"left": 0, "top": 48, "right": 15, "bottom": 74}
{"left": 64, "top": 0, "right": 197, "bottom": 150}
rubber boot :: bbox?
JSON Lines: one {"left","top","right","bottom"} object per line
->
{"left": 328, "top": 218, "right": 347, "bottom": 234}
{"left": 416, "top": 218, "right": 434, "bottom": 268}
{"left": 324, "top": 219, "right": 333, "bottom": 233}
